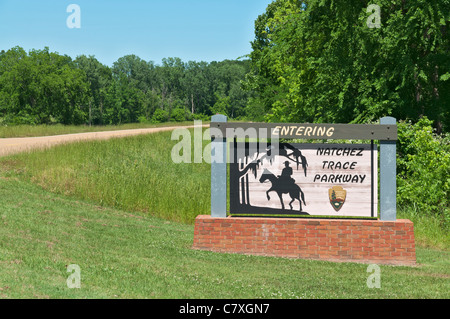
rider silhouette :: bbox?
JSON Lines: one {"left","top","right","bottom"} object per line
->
{"left": 279, "top": 161, "right": 295, "bottom": 185}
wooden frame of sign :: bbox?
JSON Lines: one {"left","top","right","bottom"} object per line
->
{"left": 210, "top": 116, "right": 398, "bottom": 221}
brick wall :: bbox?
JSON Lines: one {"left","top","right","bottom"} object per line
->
{"left": 192, "top": 215, "right": 416, "bottom": 266}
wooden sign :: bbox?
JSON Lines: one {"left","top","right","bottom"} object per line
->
{"left": 210, "top": 122, "right": 397, "bottom": 141}
{"left": 230, "top": 142, "right": 378, "bottom": 218}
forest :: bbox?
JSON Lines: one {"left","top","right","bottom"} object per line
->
{"left": 248, "top": 0, "right": 449, "bottom": 134}
{"left": 0, "top": 0, "right": 448, "bottom": 134}
{"left": 0, "top": 47, "right": 252, "bottom": 126}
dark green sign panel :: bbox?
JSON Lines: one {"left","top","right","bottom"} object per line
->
{"left": 210, "top": 122, "right": 397, "bottom": 141}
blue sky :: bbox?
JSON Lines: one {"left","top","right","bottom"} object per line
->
{"left": 0, "top": 0, "right": 273, "bottom": 66}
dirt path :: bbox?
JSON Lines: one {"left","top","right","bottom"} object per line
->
{"left": 0, "top": 125, "right": 198, "bottom": 157}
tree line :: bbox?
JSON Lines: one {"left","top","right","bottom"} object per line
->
{"left": 248, "top": 0, "right": 449, "bottom": 133}
{"left": 0, "top": 0, "right": 448, "bottom": 134}
{"left": 0, "top": 46, "right": 253, "bottom": 126}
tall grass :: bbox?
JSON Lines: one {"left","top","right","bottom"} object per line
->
{"left": 3, "top": 129, "right": 211, "bottom": 224}
{"left": 1, "top": 128, "right": 449, "bottom": 248}
{"left": 398, "top": 206, "right": 450, "bottom": 250}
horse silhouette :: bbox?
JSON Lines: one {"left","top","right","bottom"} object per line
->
{"left": 259, "top": 169, "right": 306, "bottom": 212}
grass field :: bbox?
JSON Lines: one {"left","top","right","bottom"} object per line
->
{"left": 0, "top": 130, "right": 211, "bottom": 224}
{"left": 0, "top": 175, "right": 448, "bottom": 299}
{"left": 0, "top": 128, "right": 449, "bottom": 299}
{"left": 2, "top": 128, "right": 448, "bottom": 247}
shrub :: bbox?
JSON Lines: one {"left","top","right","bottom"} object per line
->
{"left": 4, "top": 110, "right": 37, "bottom": 125}
{"left": 192, "top": 113, "right": 210, "bottom": 121}
{"left": 210, "top": 95, "right": 230, "bottom": 117}
{"left": 244, "top": 97, "right": 266, "bottom": 122}
{"left": 137, "top": 115, "right": 150, "bottom": 124}
{"left": 170, "top": 108, "right": 187, "bottom": 122}
{"left": 397, "top": 117, "right": 449, "bottom": 229}
{"left": 151, "top": 109, "right": 169, "bottom": 124}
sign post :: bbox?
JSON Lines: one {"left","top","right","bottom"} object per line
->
{"left": 379, "top": 117, "right": 397, "bottom": 221}
{"left": 210, "top": 114, "right": 227, "bottom": 218}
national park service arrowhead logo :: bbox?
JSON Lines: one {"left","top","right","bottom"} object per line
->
{"left": 329, "top": 186, "right": 347, "bottom": 212}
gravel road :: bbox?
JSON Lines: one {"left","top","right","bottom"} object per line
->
{"left": 0, "top": 125, "right": 197, "bottom": 157}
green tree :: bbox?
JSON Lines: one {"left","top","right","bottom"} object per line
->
{"left": 208, "top": 59, "right": 252, "bottom": 118}
{"left": 0, "top": 46, "right": 253, "bottom": 125}
{"left": 0, "top": 46, "right": 34, "bottom": 123}
{"left": 0, "top": 46, "right": 89, "bottom": 125}
{"left": 74, "top": 55, "right": 112, "bottom": 125}
{"left": 211, "top": 93, "right": 230, "bottom": 117}
{"left": 182, "top": 61, "right": 210, "bottom": 115}
{"left": 111, "top": 55, "right": 157, "bottom": 122}
{"left": 248, "top": 0, "right": 450, "bottom": 131}
{"left": 397, "top": 117, "right": 449, "bottom": 226}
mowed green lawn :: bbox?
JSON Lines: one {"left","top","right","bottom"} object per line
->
{"left": 0, "top": 175, "right": 449, "bottom": 299}
{"left": 0, "top": 129, "right": 448, "bottom": 299}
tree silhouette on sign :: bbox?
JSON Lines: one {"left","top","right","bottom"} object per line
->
{"left": 259, "top": 144, "right": 308, "bottom": 176}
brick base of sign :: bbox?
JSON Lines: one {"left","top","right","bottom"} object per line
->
{"left": 192, "top": 215, "right": 416, "bottom": 266}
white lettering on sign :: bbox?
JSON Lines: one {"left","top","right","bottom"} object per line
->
{"left": 272, "top": 125, "right": 335, "bottom": 138}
